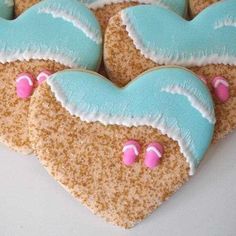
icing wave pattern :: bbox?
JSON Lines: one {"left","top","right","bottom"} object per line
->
{"left": 121, "top": 0, "right": 236, "bottom": 66}
{"left": 81, "top": 0, "right": 186, "bottom": 16}
{"left": 38, "top": 5, "right": 102, "bottom": 44}
{"left": 161, "top": 85, "right": 216, "bottom": 124}
{"left": 0, "top": 0, "right": 102, "bottom": 70}
{"left": 47, "top": 67, "right": 215, "bottom": 175}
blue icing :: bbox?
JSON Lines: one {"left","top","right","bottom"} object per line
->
{"left": 122, "top": 0, "right": 236, "bottom": 66}
{"left": 153, "top": 0, "right": 186, "bottom": 16}
{"left": 80, "top": 0, "right": 186, "bottom": 16}
{"left": 0, "top": 0, "right": 102, "bottom": 70}
{"left": 48, "top": 67, "right": 215, "bottom": 175}
{"left": 0, "top": 0, "right": 14, "bottom": 19}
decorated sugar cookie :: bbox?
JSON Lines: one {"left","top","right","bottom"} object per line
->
{"left": 189, "top": 0, "right": 219, "bottom": 17}
{"left": 0, "top": 0, "right": 102, "bottom": 153}
{"left": 0, "top": 0, "right": 14, "bottom": 19}
{"left": 14, "top": 0, "right": 187, "bottom": 31}
{"left": 104, "top": 0, "right": 236, "bottom": 142}
{"left": 28, "top": 67, "right": 215, "bottom": 228}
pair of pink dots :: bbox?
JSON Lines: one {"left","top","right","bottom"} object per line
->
{"left": 200, "top": 76, "right": 230, "bottom": 103}
{"left": 122, "top": 141, "right": 164, "bottom": 169}
{"left": 16, "top": 70, "right": 52, "bottom": 99}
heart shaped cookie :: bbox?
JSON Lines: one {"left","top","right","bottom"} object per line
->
{"left": 28, "top": 67, "right": 215, "bottom": 228}
{"left": 104, "top": 0, "right": 236, "bottom": 142}
{"left": 0, "top": 0, "right": 102, "bottom": 153}
{"left": 0, "top": 0, "right": 14, "bottom": 19}
{"left": 189, "top": 0, "right": 219, "bottom": 17}
{"left": 14, "top": 0, "right": 187, "bottom": 32}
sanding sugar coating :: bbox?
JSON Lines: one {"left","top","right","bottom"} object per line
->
{"left": 81, "top": 0, "right": 187, "bottom": 16}
{"left": 0, "top": 0, "right": 14, "bottom": 19}
{"left": 0, "top": 0, "right": 102, "bottom": 70}
{"left": 47, "top": 67, "right": 215, "bottom": 175}
{"left": 121, "top": 0, "right": 236, "bottom": 67}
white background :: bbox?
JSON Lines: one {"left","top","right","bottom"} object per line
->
{"left": 0, "top": 132, "right": 235, "bottom": 236}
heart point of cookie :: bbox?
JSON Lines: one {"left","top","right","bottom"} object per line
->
{"left": 29, "top": 67, "right": 215, "bottom": 228}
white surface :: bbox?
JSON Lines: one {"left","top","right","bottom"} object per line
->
{"left": 0, "top": 133, "right": 236, "bottom": 236}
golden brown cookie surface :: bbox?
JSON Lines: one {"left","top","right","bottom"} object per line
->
{"left": 0, "top": 0, "right": 102, "bottom": 153}
{"left": 93, "top": 2, "right": 138, "bottom": 32}
{"left": 104, "top": 7, "right": 236, "bottom": 142}
{"left": 14, "top": 0, "right": 39, "bottom": 16}
{"left": 29, "top": 83, "right": 189, "bottom": 228}
{"left": 0, "top": 60, "right": 65, "bottom": 153}
{"left": 28, "top": 67, "right": 215, "bottom": 228}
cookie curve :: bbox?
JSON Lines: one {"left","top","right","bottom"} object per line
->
{"left": 120, "top": 1, "right": 236, "bottom": 67}
{"left": 46, "top": 67, "right": 215, "bottom": 175}
{"left": 189, "top": 0, "right": 219, "bottom": 18}
{"left": 0, "top": 0, "right": 102, "bottom": 70}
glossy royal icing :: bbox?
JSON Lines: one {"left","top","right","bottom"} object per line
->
{"left": 0, "top": 0, "right": 102, "bottom": 70}
{"left": 121, "top": 0, "right": 236, "bottom": 67}
{"left": 81, "top": 0, "right": 187, "bottom": 16}
{"left": 0, "top": 0, "right": 14, "bottom": 19}
{"left": 47, "top": 67, "right": 215, "bottom": 175}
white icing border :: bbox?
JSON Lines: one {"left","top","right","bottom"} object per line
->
{"left": 121, "top": 11, "right": 236, "bottom": 67}
{"left": 48, "top": 79, "right": 206, "bottom": 176}
{"left": 38, "top": 7, "right": 102, "bottom": 44}
{"left": 215, "top": 16, "right": 236, "bottom": 29}
{"left": 162, "top": 85, "right": 216, "bottom": 124}
{"left": 0, "top": 49, "right": 83, "bottom": 68}
{"left": 87, "top": 0, "right": 169, "bottom": 10}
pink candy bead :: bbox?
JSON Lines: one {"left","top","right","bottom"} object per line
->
{"left": 144, "top": 142, "right": 164, "bottom": 169}
{"left": 212, "top": 76, "right": 230, "bottom": 103}
{"left": 37, "top": 70, "right": 52, "bottom": 85}
{"left": 16, "top": 73, "right": 34, "bottom": 99}
{"left": 122, "top": 140, "right": 141, "bottom": 166}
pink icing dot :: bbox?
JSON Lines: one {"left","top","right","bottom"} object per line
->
{"left": 16, "top": 73, "right": 35, "bottom": 99}
{"left": 211, "top": 76, "right": 230, "bottom": 103}
{"left": 144, "top": 142, "right": 164, "bottom": 169}
{"left": 122, "top": 140, "right": 141, "bottom": 166}
{"left": 37, "top": 70, "right": 52, "bottom": 85}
